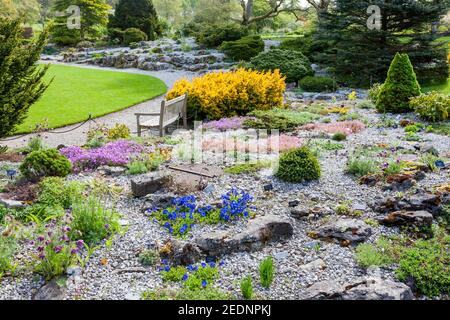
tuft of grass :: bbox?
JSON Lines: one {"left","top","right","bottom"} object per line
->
{"left": 139, "top": 249, "right": 159, "bottom": 266}
{"left": 240, "top": 276, "right": 253, "bottom": 300}
{"left": 346, "top": 155, "right": 379, "bottom": 177}
{"left": 259, "top": 256, "right": 275, "bottom": 288}
{"left": 127, "top": 160, "right": 148, "bottom": 175}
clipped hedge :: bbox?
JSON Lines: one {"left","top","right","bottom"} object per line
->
{"left": 196, "top": 23, "right": 248, "bottom": 48}
{"left": 250, "top": 49, "right": 313, "bottom": 83}
{"left": 275, "top": 147, "right": 321, "bottom": 183}
{"left": 167, "top": 68, "right": 286, "bottom": 120}
{"left": 299, "top": 76, "right": 338, "bottom": 92}
{"left": 220, "top": 35, "right": 264, "bottom": 61}
{"left": 123, "top": 28, "right": 148, "bottom": 45}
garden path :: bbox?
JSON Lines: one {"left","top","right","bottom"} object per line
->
{"left": 1, "top": 63, "right": 199, "bottom": 149}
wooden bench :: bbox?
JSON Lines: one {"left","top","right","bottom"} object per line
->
{"left": 135, "top": 93, "right": 188, "bottom": 137}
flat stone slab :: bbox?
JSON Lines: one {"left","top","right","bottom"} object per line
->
{"left": 0, "top": 196, "right": 26, "bottom": 209}
{"left": 311, "top": 219, "right": 372, "bottom": 246}
{"left": 196, "top": 215, "right": 293, "bottom": 256}
{"left": 131, "top": 171, "right": 172, "bottom": 197}
{"left": 379, "top": 210, "right": 433, "bottom": 228}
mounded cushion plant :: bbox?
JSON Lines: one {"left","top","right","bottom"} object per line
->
{"left": 275, "top": 147, "right": 321, "bottom": 183}
{"left": 19, "top": 149, "right": 72, "bottom": 181}
{"left": 167, "top": 68, "right": 286, "bottom": 120}
{"left": 299, "top": 76, "right": 337, "bottom": 92}
{"left": 410, "top": 91, "right": 450, "bottom": 122}
{"left": 195, "top": 23, "right": 248, "bottom": 48}
{"left": 376, "top": 53, "right": 421, "bottom": 113}
{"left": 123, "top": 28, "right": 148, "bottom": 45}
{"left": 220, "top": 35, "right": 264, "bottom": 61}
{"left": 250, "top": 49, "right": 314, "bottom": 84}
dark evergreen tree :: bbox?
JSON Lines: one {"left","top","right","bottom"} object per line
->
{"left": 315, "top": 0, "right": 450, "bottom": 87}
{"left": 0, "top": 18, "right": 50, "bottom": 138}
{"left": 108, "top": 0, "right": 162, "bottom": 40}
{"left": 376, "top": 52, "right": 421, "bottom": 113}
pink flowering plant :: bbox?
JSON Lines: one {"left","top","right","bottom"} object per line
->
{"left": 300, "top": 120, "right": 365, "bottom": 135}
{"left": 60, "top": 140, "right": 145, "bottom": 172}
{"left": 203, "top": 117, "right": 256, "bottom": 131}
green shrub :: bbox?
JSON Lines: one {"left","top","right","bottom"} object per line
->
{"left": 240, "top": 276, "right": 253, "bottom": 300}
{"left": 69, "top": 197, "right": 120, "bottom": 246}
{"left": 410, "top": 92, "right": 450, "bottom": 122}
{"left": 19, "top": 149, "right": 72, "bottom": 181}
{"left": 259, "top": 256, "right": 274, "bottom": 288}
{"left": 123, "top": 28, "right": 148, "bottom": 45}
{"left": 250, "top": 49, "right": 314, "bottom": 83}
{"left": 26, "top": 136, "right": 45, "bottom": 153}
{"left": 127, "top": 160, "right": 148, "bottom": 175}
{"left": 299, "top": 76, "right": 338, "bottom": 92}
{"left": 376, "top": 53, "right": 421, "bottom": 113}
{"left": 37, "top": 177, "right": 84, "bottom": 209}
{"left": 107, "top": 124, "right": 131, "bottom": 140}
{"left": 142, "top": 287, "right": 232, "bottom": 300}
{"left": 396, "top": 230, "right": 450, "bottom": 297}
{"left": 332, "top": 132, "right": 347, "bottom": 141}
{"left": 279, "top": 34, "right": 313, "bottom": 56}
{"left": 196, "top": 23, "right": 248, "bottom": 48}
{"left": 220, "top": 35, "right": 264, "bottom": 61}
{"left": 276, "top": 147, "right": 321, "bottom": 183}
{"left": 368, "top": 83, "right": 383, "bottom": 103}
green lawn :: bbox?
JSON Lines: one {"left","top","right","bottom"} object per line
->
{"left": 423, "top": 78, "right": 450, "bottom": 94}
{"left": 16, "top": 64, "right": 167, "bottom": 134}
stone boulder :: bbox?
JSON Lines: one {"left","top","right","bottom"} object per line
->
{"left": 33, "top": 279, "right": 67, "bottom": 300}
{"left": 373, "top": 192, "right": 442, "bottom": 215}
{"left": 303, "top": 277, "right": 414, "bottom": 300}
{"left": 196, "top": 215, "right": 293, "bottom": 256}
{"left": 131, "top": 172, "right": 172, "bottom": 197}
{"left": 311, "top": 219, "right": 372, "bottom": 246}
{"left": 158, "top": 239, "right": 203, "bottom": 266}
{"left": 379, "top": 210, "right": 433, "bottom": 229}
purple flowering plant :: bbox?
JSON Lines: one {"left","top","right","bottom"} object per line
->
{"left": 147, "top": 189, "right": 255, "bottom": 238}
{"left": 60, "top": 140, "right": 145, "bottom": 172}
{"left": 203, "top": 117, "right": 256, "bottom": 131}
{"left": 30, "top": 214, "right": 81, "bottom": 280}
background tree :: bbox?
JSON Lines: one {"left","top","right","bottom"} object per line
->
{"left": 51, "top": 0, "right": 110, "bottom": 44}
{"left": 316, "top": 0, "right": 450, "bottom": 87}
{"left": 0, "top": 0, "right": 17, "bottom": 19}
{"left": 0, "top": 18, "right": 50, "bottom": 138}
{"left": 108, "top": 0, "right": 162, "bottom": 40}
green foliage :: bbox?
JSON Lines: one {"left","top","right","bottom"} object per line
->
{"left": 26, "top": 136, "right": 45, "bottom": 153}
{"left": 376, "top": 53, "right": 421, "bottom": 113}
{"left": 0, "top": 236, "right": 17, "bottom": 277}
{"left": 0, "top": 17, "right": 50, "bottom": 138}
{"left": 420, "top": 153, "right": 440, "bottom": 172}
{"left": 224, "top": 161, "right": 272, "bottom": 175}
{"left": 332, "top": 132, "right": 347, "bottom": 141}
{"left": 126, "top": 160, "right": 148, "bottom": 175}
{"left": 259, "top": 256, "right": 274, "bottom": 288}
{"left": 410, "top": 92, "right": 450, "bottom": 122}
{"left": 368, "top": 83, "right": 383, "bottom": 103}
{"left": 19, "top": 149, "right": 72, "bottom": 181}
{"left": 51, "top": 0, "right": 111, "bottom": 44}
{"left": 299, "top": 76, "right": 338, "bottom": 92}
{"left": 142, "top": 286, "right": 232, "bottom": 300}
{"left": 123, "top": 28, "right": 148, "bottom": 45}
{"left": 195, "top": 23, "right": 248, "bottom": 48}
{"left": 138, "top": 249, "right": 159, "bottom": 266}
{"left": 250, "top": 49, "right": 314, "bottom": 83}
{"left": 355, "top": 241, "right": 396, "bottom": 268}
{"left": 396, "top": 230, "right": 450, "bottom": 297}
{"left": 108, "top": 0, "right": 161, "bottom": 40}
{"left": 240, "top": 276, "right": 253, "bottom": 300}
{"left": 346, "top": 154, "right": 378, "bottom": 177}
{"left": 220, "top": 35, "right": 264, "bottom": 61}
{"left": 245, "top": 108, "right": 319, "bottom": 131}
{"left": 37, "top": 177, "right": 84, "bottom": 209}
{"left": 275, "top": 147, "right": 321, "bottom": 183}
{"left": 357, "top": 100, "right": 375, "bottom": 109}
{"left": 69, "top": 197, "right": 120, "bottom": 246}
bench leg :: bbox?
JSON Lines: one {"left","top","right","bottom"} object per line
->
{"left": 159, "top": 127, "right": 164, "bottom": 137}
{"left": 137, "top": 126, "right": 142, "bottom": 137}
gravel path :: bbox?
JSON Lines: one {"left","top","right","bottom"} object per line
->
{"left": 1, "top": 63, "right": 199, "bottom": 149}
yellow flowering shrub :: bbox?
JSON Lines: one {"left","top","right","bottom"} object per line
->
{"left": 167, "top": 68, "right": 286, "bottom": 120}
